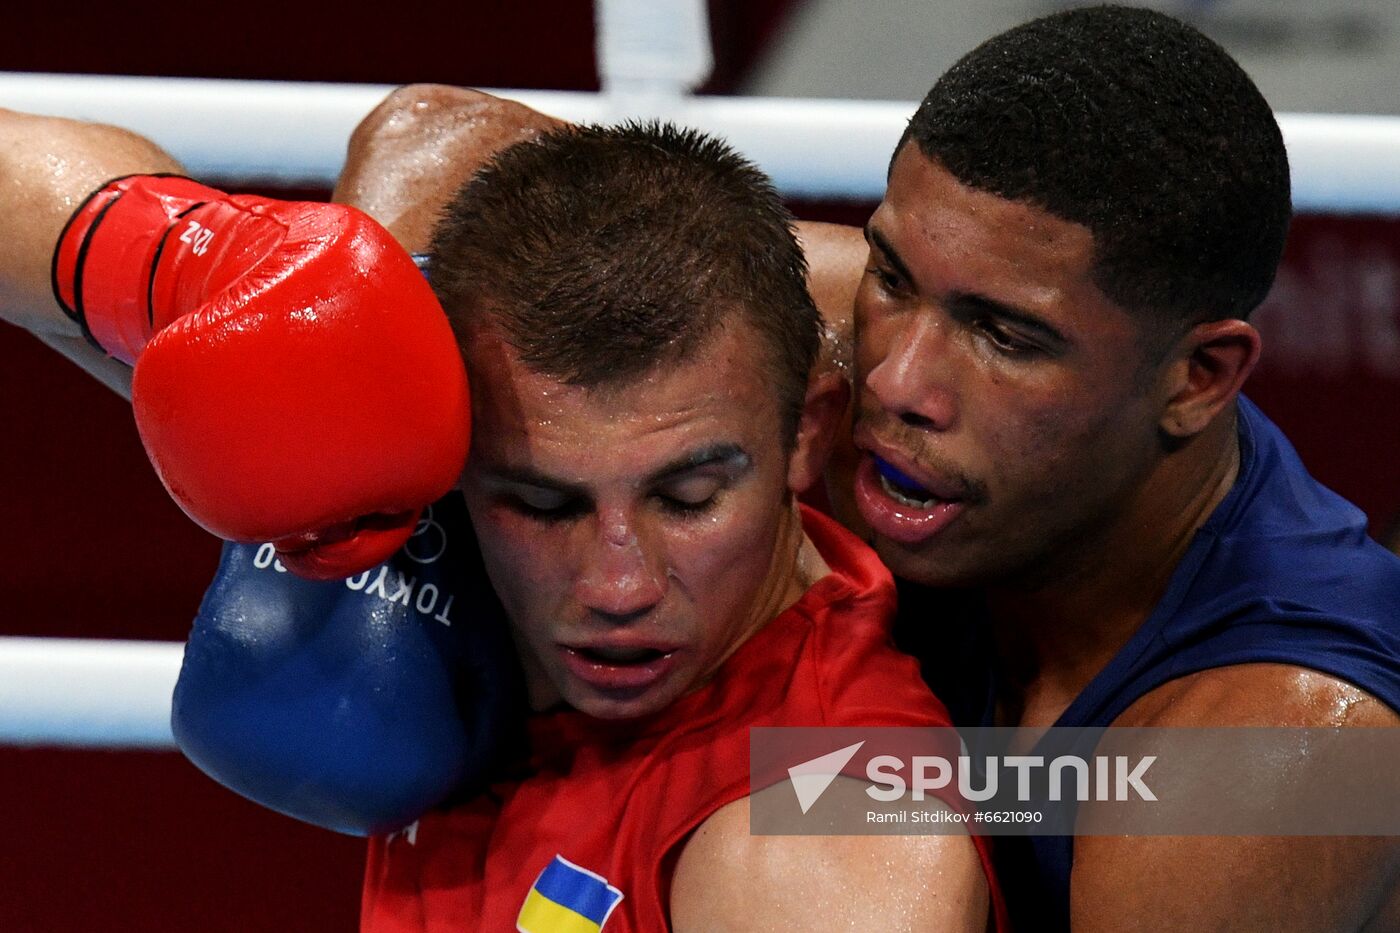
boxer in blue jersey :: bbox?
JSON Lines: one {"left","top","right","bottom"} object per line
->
{"left": 827, "top": 7, "right": 1400, "bottom": 931}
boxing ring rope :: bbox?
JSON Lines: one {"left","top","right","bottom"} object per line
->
{"left": 5, "top": 0, "right": 1400, "bottom": 749}
{"left": 4, "top": 72, "right": 1400, "bottom": 213}
{"left": 0, "top": 637, "right": 183, "bottom": 748}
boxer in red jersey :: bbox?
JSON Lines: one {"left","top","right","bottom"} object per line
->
{"left": 0, "top": 102, "right": 1001, "bottom": 929}
{"left": 355, "top": 119, "right": 999, "bottom": 932}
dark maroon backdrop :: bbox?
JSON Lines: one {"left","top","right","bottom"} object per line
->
{"left": 3, "top": 3, "right": 1398, "bottom": 930}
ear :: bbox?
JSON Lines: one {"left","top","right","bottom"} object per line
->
{"left": 1159, "top": 319, "right": 1262, "bottom": 439}
{"left": 787, "top": 369, "right": 851, "bottom": 495}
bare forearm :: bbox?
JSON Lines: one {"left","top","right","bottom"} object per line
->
{"left": 0, "top": 109, "right": 180, "bottom": 396}
{"left": 0, "top": 109, "right": 183, "bottom": 338}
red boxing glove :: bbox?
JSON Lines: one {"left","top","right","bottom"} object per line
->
{"left": 53, "top": 175, "right": 470, "bottom": 579}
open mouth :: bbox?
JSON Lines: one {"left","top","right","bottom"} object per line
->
{"left": 874, "top": 457, "right": 949, "bottom": 509}
{"left": 561, "top": 643, "right": 681, "bottom": 693}
{"left": 571, "top": 645, "right": 672, "bottom": 665}
{"left": 853, "top": 451, "right": 970, "bottom": 547}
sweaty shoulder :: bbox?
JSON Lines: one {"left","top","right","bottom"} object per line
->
{"left": 670, "top": 782, "right": 988, "bottom": 932}
{"left": 1067, "top": 664, "right": 1400, "bottom": 933}
{"left": 1113, "top": 662, "right": 1400, "bottom": 729}
{"left": 1068, "top": 399, "right": 1400, "bottom": 729}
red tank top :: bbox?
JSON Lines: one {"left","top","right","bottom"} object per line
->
{"left": 361, "top": 507, "right": 1007, "bottom": 930}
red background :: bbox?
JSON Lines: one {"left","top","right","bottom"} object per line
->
{"left": 2, "top": 2, "right": 1398, "bottom": 930}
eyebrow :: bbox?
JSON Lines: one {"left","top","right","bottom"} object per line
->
{"left": 864, "top": 224, "right": 918, "bottom": 292}
{"left": 865, "top": 221, "right": 1069, "bottom": 351}
{"left": 648, "top": 443, "right": 751, "bottom": 485}
{"left": 947, "top": 292, "right": 1069, "bottom": 351}
{"left": 485, "top": 443, "right": 752, "bottom": 495}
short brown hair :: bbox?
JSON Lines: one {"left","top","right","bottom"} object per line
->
{"left": 429, "top": 121, "right": 820, "bottom": 443}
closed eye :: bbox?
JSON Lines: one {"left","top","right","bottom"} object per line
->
{"left": 654, "top": 474, "right": 724, "bottom": 516}
{"left": 946, "top": 292, "right": 1066, "bottom": 358}
{"left": 866, "top": 264, "right": 907, "bottom": 296}
{"left": 975, "top": 318, "right": 1041, "bottom": 357}
{"left": 503, "top": 487, "right": 589, "bottom": 523}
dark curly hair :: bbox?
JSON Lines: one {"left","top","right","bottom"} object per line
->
{"left": 902, "top": 4, "right": 1291, "bottom": 334}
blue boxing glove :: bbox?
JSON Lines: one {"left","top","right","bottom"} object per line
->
{"left": 171, "top": 491, "right": 523, "bottom": 836}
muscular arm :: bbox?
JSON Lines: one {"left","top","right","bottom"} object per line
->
{"left": 671, "top": 780, "right": 988, "bottom": 931}
{"left": 1073, "top": 665, "right": 1400, "bottom": 932}
{"left": 0, "top": 88, "right": 550, "bottom": 397}
{"left": 332, "top": 84, "right": 564, "bottom": 253}
{"left": 336, "top": 86, "right": 874, "bottom": 308}
{"left": 0, "top": 109, "right": 183, "bottom": 396}
{"left": 334, "top": 88, "right": 873, "bottom": 376}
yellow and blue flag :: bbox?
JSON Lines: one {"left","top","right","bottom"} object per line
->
{"left": 517, "top": 854, "right": 624, "bottom": 933}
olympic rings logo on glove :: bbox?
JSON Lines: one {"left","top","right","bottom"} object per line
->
{"left": 403, "top": 505, "right": 448, "bottom": 565}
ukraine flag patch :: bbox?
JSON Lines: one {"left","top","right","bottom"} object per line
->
{"left": 517, "top": 854, "right": 624, "bottom": 933}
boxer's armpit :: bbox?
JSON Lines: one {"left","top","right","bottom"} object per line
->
{"left": 793, "top": 222, "right": 866, "bottom": 532}
{"left": 795, "top": 220, "right": 864, "bottom": 378}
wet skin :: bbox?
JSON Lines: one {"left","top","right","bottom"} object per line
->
{"left": 853, "top": 144, "right": 1171, "bottom": 593}
{"left": 458, "top": 319, "right": 823, "bottom": 721}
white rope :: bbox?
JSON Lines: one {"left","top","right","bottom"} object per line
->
{"left": 2, "top": 72, "right": 1396, "bottom": 213}
{"left": 0, "top": 637, "right": 181, "bottom": 748}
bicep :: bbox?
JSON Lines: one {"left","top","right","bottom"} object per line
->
{"left": 1074, "top": 664, "right": 1400, "bottom": 931}
{"left": 1071, "top": 834, "right": 1400, "bottom": 932}
{"left": 671, "top": 786, "right": 988, "bottom": 932}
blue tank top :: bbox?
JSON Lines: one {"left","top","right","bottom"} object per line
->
{"left": 898, "top": 395, "right": 1400, "bottom": 930}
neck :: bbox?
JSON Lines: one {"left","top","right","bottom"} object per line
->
{"left": 987, "top": 408, "right": 1241, "bottom": 725}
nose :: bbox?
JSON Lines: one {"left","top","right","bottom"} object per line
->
{"left": 573, "top": 511, "right": 667, "bottom": 621}
{"left": 863, "top": 312, "right": 958, "bottom": 432}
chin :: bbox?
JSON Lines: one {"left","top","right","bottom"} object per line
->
{"left": 564, "top": 686, "right": 675, "bottom": 721}
{"left": 872, "top": 535, "right": 987, "bottom": 589}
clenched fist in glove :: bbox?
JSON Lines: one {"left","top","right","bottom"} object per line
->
{"left": 52, "top": 174, "right": 470, "bottom": 578}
